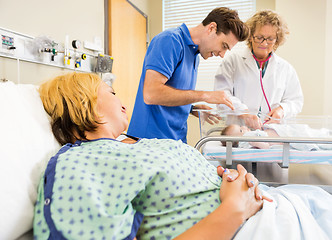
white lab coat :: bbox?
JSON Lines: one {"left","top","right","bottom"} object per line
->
{"left": 214, "top": 47, "right": 303, "bottom": 119}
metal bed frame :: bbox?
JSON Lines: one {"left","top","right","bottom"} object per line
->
{"left": 195, "top": 135, "right": 332, "bottom": 168}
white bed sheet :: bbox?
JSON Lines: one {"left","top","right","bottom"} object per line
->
{"left": 234, "top": 184, "right": 332, "bottom": 239}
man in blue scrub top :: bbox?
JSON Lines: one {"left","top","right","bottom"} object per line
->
{"left": 128, "top": 7, "right": 249, "bottom": 143}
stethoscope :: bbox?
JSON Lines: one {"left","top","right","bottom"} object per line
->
{"left": 252, "top": 53, "right": 272, "bottom": 112}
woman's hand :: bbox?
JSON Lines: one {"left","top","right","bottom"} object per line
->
{"left": 245, "top": 171, "right": 272, "bottom": 202}
{"left": 217, "top": 165, "right": 273, "bottom": 202}
{"left": 265, "top": 106, "right": 284, "bottom": 124}
{"left": 239, "top": 114, "right": 262, "bottom": 129}
{"left": 219, "top": 164, "right": 264, "bottom": 220}
{"left": 175, "top": 164, "right": 272, "bottom": 240}
{"left": 217, "top": 165, "right": 238, "bottom": 181}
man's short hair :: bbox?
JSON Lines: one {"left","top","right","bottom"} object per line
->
{"left": 202, "top": 7, "right": 249, "bottom": 41}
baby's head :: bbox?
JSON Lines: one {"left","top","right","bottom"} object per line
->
{"left": 220, "top": 124, "right": 250, "bottom": 147}
{"left": 222, "top": 124, "right": 250, "bottom": 136}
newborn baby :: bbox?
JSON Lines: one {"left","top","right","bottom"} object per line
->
{"left": 221, "top": 124, "right": 332, "bottom": 151}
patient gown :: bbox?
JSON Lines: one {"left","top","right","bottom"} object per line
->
{"left": 33, "top": 138, "right": 332, "bottom": 239}
{"left": 33, "top": 138, "right": 222, "bottom": 239}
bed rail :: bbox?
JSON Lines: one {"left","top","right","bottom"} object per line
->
{"left": 194, "top": 136, "right": 332, "bottom": 168}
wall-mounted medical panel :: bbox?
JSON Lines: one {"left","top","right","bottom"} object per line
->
{"left": 0, "top": 27, "right": 112, "bottom": 73}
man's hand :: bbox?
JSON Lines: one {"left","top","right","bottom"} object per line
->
{"left": 191, "top": 104, "right": 221, "bottom": 124}
{"left": 203, "top": 91, "right": 234, "bottom": 110}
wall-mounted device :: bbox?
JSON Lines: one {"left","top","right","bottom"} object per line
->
{"left": 1, "top": 33, "right": 16, "bottom": 56}
{"left": 0, "top": 27, "right": 113, "bottom": 73}
{"left": 95, "top": 54, "right": 113, "bottom": 73}
{"left": 72, "top": 40, "right": 81, "bottom": 49}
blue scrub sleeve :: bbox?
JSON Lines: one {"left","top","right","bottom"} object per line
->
{"left": 145, "top": 34, "right": 183, "bottom": 79}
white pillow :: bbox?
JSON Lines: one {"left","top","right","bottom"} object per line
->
{"left": 0, "top": 81, "right": 60, "bottom": 239}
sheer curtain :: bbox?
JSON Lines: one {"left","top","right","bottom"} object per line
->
{"left": 163, "top": 0, "right": 255, "bottom": 91}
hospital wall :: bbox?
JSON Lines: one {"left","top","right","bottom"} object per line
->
{"left": 275, "top": 0, "right": 332, "bottom": 117}
{"left": 0, "top": 0, "right": 104, "bottom": 85}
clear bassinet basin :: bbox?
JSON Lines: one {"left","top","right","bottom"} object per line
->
{"left": 194, "top": 109, "right": 332, "bottom": 139}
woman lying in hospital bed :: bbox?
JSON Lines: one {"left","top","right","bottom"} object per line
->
{"left": 221, "top": 123, "right": 332, "bottom": 151}
{"left": 34, "top": 72, "right": 332, "bottom": 239}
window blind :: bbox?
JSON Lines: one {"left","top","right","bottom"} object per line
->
{"left": 163, "top": 0, "right": 255, "bottom": 91}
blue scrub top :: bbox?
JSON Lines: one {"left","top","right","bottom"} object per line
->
{"left": 127, "top": 23, "right": 200, "bottom": 143}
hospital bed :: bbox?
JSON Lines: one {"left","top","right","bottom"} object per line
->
{"left": 0, "top": 80, "right": 61, "bottom": 239}
{"left": 1, "top": 81, "right": 332, "bottom": 239}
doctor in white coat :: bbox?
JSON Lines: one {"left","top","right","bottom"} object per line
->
{"left": 214, "top": 10, "right": 303, "bottom": 129}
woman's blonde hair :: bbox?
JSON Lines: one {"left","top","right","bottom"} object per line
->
{"left": 246, "top": 10, "right": 289, "bottom": 51}
{"left": 39, "top": 72, "right": 102, "bottom": 145}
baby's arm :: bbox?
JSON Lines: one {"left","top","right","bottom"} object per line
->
{"left": 249, "top": 141, "right": 270, "bottom": 149}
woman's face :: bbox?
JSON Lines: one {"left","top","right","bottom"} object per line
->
{"left": 96, "top": 81, "right": 128, "bottom": 136}
{"left": 251, "top": 24, "right": 277, "bottom": 60}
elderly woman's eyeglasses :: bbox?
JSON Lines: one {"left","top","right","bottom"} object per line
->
{"left": 252, "top": 36, "right": 277, "bottom": 45}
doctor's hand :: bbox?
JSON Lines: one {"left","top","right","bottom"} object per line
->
{"left": 239, "top": 114, "right": 262, "bottom": 129}
{"left": 204, "top": 91, "right": 234, "bottom": 110}
{"left": 264, "top": 106, "right": 284, "bottom": 124}
{"left": 191, "top": 104, "right": 221, "bottom": 125}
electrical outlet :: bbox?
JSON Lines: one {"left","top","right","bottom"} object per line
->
{"left": 1, "top": 34, "right": 16, "bottom": 55}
